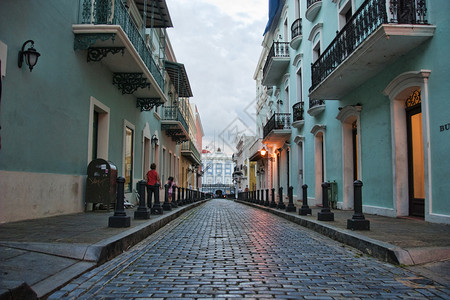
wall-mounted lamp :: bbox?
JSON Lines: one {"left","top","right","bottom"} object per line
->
{"left": 151, "top": 134, "right": 158, "bottom": 144}
{"left": 18, "top": 40, "right": 41, "bottom": 72}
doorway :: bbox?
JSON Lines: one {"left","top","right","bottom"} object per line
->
{"left": 406, "top": 89, "right": 424, "bottom": 217}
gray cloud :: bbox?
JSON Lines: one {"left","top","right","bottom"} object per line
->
{"left": 167, "top": 0, "right": 267, "bottom": 153}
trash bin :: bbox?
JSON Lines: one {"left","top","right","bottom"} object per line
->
{"left": 328, "top": 180, "right": 338, "bottom": 209}
{"left": 86, "top": 159, "right": 117, "bottom": 207}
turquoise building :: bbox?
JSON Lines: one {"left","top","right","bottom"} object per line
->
{"left": 0, "top": 0, "right": 197, "bottom": 223}
{"left": 254, "top": 0, "right": 449, "bottom": 224}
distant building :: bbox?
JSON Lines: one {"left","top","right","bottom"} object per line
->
{"left": 202, "top": 148, "right": 234, "bottom": 195}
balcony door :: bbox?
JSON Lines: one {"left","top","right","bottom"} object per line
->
{"left": 406, "top": 90, "right": 424, "bottom": 217}
{"left": 397, "top": 0, "right": 417, "bottom": 24}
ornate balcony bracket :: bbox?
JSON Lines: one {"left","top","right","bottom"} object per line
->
{"left": 113, "top": 73, "right": 150, "bottom": 94}
{"left": 162, "top": 126, "right": 189, "bottom": 144}
{"left": 87, "top": 47, "right": 125, "bottom": 62}
{"left": 136, "top": 98, "right": 164, "bottom": 112}
{"left": 74, "top": 33, "right": 116, "bottom": 50}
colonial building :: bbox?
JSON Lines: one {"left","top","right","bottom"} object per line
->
{"left": 202, "top": 148, "right": 234, "bottom": 195}
{"left": 254, "top": 0, "right": 450, "bottom": 224}
{"left": 0, "top": 0, "right": 202, "bottom": 223}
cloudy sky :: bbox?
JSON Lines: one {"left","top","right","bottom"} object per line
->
{"left": 166, "top": 0, "right": 268, "bottom": 154}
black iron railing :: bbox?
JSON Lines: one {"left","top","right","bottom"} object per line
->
{"left": 292, "top": 102, "right": 304, "bottom": 122}
{"left": 307, "top": 0, "right": 321, "bottom": 9}
{"left": 309, "top": 99, "right": 325, "bottom": 109}
{"left": 263, "top": 113, "right": 291, "bottom": 139}
{"left": 79, "top": 0, "right": 164, "bottom": 90}
{"left": 182, "top": 140, "right": 201, "bottom": 163}
{"left": 310, "top": 0, "right": 429, "bottom": 92}
{"left": 263, "top": 42, "right": 290, "bottom": 79}
{"left": 291, "top": 18, "right": 302, "bottom": 40}
{"left": 163, "top": 106, "right": 189, "bottom": 134}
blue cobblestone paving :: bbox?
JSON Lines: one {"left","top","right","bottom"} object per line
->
{"left": 49, "top": 199, "right": 450, "bottom": 299}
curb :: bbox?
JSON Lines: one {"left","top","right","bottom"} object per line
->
{"left": 235, "top": 200, "right": 406, "bottom": 265}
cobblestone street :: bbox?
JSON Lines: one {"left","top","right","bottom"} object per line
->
{"left": 50, "top": 199, "right": 450, "bottom": 299}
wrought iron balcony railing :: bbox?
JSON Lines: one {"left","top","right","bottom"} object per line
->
{"left": 79, "top": 0, "right": 164, "bottom": 90}
{"left": 291, "top": 18, "right": 302, "bottom": 40}
{"left": 310, "top": 0, "right": 428, "bottom": 93}
{"left": 309, "top": 99, "right": 325, "bottom": 109}
{"left": 307, "top": 0, "right": 321, "bottom": 9}
{"left": 182, "top": 140, "right": 201, "bottom": 163}
{"left": 263, "top": 113, "right": 291, "bottom": 139}
{"left": 262, "top": 42, "right": 290, "bottom": 79}
{"left": 292, "top": 102, "right": 305, "bottom": 122}
{"left": 162, "top": 105, "right": 189, "bottom": 134}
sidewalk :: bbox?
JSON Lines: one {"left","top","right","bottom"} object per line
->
{"left": 0, "top": 200, "right": 207, "bottom": 300}
{"left": 1, "top": 198, "right": 449, "bottom": 299}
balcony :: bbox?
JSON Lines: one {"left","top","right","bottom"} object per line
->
{"left": 306, "top": 0, "right": 322, "bottom": 22}
{"left": 73, "top": 0, "right": 172, "bottom": 105}
{"left": 262, "top": 42, "right": 290, "bottom": 87}
{"left": 181, "top": 141, "right": 201, "bottom": 165}
{"left": 309, "top": 0, "right": 435, "bottom": 100}
{"left": 307, "top": 99, "right": 325, "bottom": 117}
{"left": 161, "top": 105, "right": 189, "bottom": 143}
{"left": 290, "top": 18, "right": 303, "bottom": 49}
{"left": 262, "top": 113, "right": 291, "bottom": 148}
{"left": 292, "top": 102, "right": 305, "bottom": 128}
{"left": 249, "top": 138, "right": 263, "bottom": 161}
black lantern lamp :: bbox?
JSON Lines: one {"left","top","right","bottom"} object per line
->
{"left": 18, "top": 40, "right": 41, "bottom": 72}
{"left": 151, "top": 134, "right": 158, "bottom": 144}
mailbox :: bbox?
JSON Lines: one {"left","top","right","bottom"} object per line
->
{"left": 86, "top": 159, "right": 118, "bottom": 206}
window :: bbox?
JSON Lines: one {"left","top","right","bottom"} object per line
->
{"left": 296, "top": 68, "right": 303, "bottom": 103}
{"left": 88, "top": 97, "right": 110, "bottom": 163}
{"left": 308, "top": 23, "right": 323, "bottom": 63}
{"left": 338, "top": 0, "right": 353, "bottom": 30}
{"left": 215, "top": 163, "right": 222, "bottom": 175}
{"left": 124, "top": 126, "right": 134, "bottom": 193}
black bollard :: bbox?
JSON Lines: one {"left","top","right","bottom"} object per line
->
{"left": 182, "top": 187, "right": 186, "bottom": 205}
{"left": 347, "top": 180, "right": 370, "bottom": 230}
{"left": 318, "top": 182, "right": 334, "bottom": 221}
{"left": 270, "top": 188, "right": 277, "bottom": 208}
{"left": 258, "top": 190, "right": 263, "bottom": 205}
{"left": 177, "top": 187, "right": 183, "bottom": 206}
{"left": 286, "top": 186, "right": 296, "bottom": 212}
{"left": 277, "top": 187, "right": 286, "bottom": 209}
{"left": 171, "top": 185, "right": 178, "bottom": 208}
{"left": 134, "top": 180, "right": 150, "bottom": 219}
{"left": 151, "top": 183, "right": 163, "bottom": 214}
{"left": 265, "top": 189, "right": 270, "bottom": 206}
{"left": 163, "top": 184, "right": 172, "bottom": 211}
{"left": 109, "top": 177, "right": 131, "bottom": 227}
{"left": 299, "top": 184, "right": 312, "bottom": 215}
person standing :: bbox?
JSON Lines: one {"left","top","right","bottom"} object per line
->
{"left": 166, "top": 176, "right": 176, "bottom": 203}
{"left": 146, "top": 163, "right": 161, "bottom": 210}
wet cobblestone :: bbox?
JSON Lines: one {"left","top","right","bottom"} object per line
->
{"left": 50, "top": 199, "right": 450, "bottom": 299}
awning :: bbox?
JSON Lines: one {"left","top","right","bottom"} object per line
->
{"left": 134, "top": 0, "right": 173, "bottom": 28}
{"left": 165, "top": 61, "right": 193, "bottom": 98}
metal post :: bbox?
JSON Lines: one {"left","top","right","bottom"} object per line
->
{"left": 299, "top": 184, "right": 312, "bottom": 215}
{"left": 134, "top": 180, "right": 150, "bottom": 219}
{"left": 177, "top": 187, "right": 183, "bottom": 206}
{"left": 347, "top": 180, "right": 370, "bottom": 230}
{"left": 277, "top": 186, "right": 286, "bottom": 209}
{"left": 270, "top": 188, "right": 277, "bottom": 208}
{"left": 163, "top": 183, "right": 172, "bottom": 211}
{"left": 286, "top": 186, "right": 296, "bottom": 212}
{"left": 318, "top": 182, "right": 334, "bottom": 221}
{"left": 265, "top": 189, "right": 270, "bottom": 206}
{"left": 151, "top": 183, "right": 163, "bottom": 214}
{"left": 109, "top": 177, "right": 131, "bottom": 227}
{"left": 171, "top": 185, "right": 178, "bottom": 208}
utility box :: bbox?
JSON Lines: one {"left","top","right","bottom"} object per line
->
{"left": 86, "top": 159, "right": 117, "bottom": 206}
{"left": 328, "top": 181, "right": 338, "bottom": 208}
